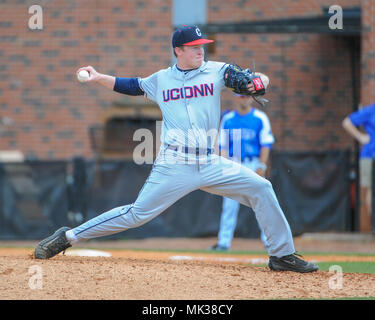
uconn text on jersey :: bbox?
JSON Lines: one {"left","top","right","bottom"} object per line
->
{"left": 163, "top": 83, "right": 214, "bottom": 102}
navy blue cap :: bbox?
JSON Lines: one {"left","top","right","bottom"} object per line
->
{"left": 172, "top": 25, "right": 214, "bottom": 48}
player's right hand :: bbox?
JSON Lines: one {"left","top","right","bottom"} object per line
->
{"left": 76, "top": 66, "right": 101, "bottom": 82}
{"left": 256, "top": 168, "right": 266, "bottom": 177}
{"left": 359, "top": 133, "right": 370, "bottom": 145}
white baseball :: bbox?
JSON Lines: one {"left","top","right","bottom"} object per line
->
{"left": 77, "top": 70, "right": 90, "bottom": 82}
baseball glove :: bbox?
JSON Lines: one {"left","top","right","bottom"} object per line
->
{"left": 224, "top": 63, "right": 266, "bottom": 96}
{"left": 223, "top": 63, "right": 269, "bottom": 107}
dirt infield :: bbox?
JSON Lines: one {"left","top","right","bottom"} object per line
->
{"left": 1, "top": 235, "right": 375, "bottom": 300}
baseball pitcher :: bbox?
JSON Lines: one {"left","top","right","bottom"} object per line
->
{"left": 34, "top": 25, "right": 318, "bottom": 273}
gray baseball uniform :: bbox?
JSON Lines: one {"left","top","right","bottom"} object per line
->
{"left": 67, "top": 61, "right": 295, "bottom": 258}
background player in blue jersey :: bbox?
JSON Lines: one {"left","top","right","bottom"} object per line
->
{"left": 212, "top": 94, "right": 274, "bottom": 251}
{"left": 343, "top": 103, "right": 375, "bottom": 231}
{"left": 34, "top": 25, "right": 318, "bottom": 273}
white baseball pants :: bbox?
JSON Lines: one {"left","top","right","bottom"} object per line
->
{"left": 69, "top": 152, "right": 295, "bottom": 257}
{"left": 217, "top": 158, "right": 269, "bottom": 249}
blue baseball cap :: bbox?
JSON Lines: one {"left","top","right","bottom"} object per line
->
{"left": 172, "top": 25, "right": 214, "bottom": 48}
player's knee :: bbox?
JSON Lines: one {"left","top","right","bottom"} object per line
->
{"left": 119, "top": 204, "right": 144, "bottom": 227}
{"left": 127, "top": 208, "right": 143, "bottom": 226}
{"left": 128, "top": 203, "right": 158, "bottom": 227}
{"left": 257, "top": 177, "right": 273, "bottom": 193}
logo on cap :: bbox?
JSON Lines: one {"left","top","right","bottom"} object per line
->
{"left": 172, "top": 25, "right": 214, "bottom": 48}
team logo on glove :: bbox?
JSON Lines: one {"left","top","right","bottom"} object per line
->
{"left": 252, "top": 78, "right": 264, "bottom": 91}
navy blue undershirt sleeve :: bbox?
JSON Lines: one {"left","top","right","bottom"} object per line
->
{"left": 113, "top": 77, "right": 144, "bottom": 96}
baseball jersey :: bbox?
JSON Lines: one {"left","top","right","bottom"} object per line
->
{"left": 138, "top": 61, "right": 227, "bottom": 160}
{"left": 219, "top": 109, "right": 274, "bottom": 161}
{"left": 349, "top": 103, "right": 375, "bottom": 158}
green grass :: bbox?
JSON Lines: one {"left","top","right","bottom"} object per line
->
{"left": 314, "top": 261, "right": 375, "bottom": 274}
{"left": 249, "top": 261, "right": 375, "bottom": 274}
{"left": 294, "top": 251, "right": 375, "bottom": 257}
{"left": 96, "top": 246, "right": 375, "bottom": 258}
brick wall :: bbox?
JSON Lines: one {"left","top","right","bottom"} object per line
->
{"left": 362, "top": 0, "right": 375, "bottom": 105}
{"left": 208, "top": 0, "right": 361, "bottom": 151}
{"left": 0, "top": 0, "right": 172, "bottom": 159}
{"left": 208, "top": 0, "right": 360, "bottom": 21}
{"left": 0, "top": 0, "right": 365, "bottom": 159}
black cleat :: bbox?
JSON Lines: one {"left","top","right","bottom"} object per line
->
{"left": 210, "top": 243, "right": 229, "bottom": 251}
{"left": 34, "top": 227, "right": 72, "bottom": 259}
{"left": 268, "top": 253, "right": 319, "bottom": 273}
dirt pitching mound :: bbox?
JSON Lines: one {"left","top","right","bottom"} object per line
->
{"left": 0, "top": 247, "right": 374, "bottom": 300}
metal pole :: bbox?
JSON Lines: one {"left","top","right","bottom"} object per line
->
{"left": 349, "top": 36, "right": 360, "bottom": 231}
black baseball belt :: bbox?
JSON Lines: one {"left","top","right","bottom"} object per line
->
{"left": 165, "top": 144, "right": 214, "bottom": 156}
